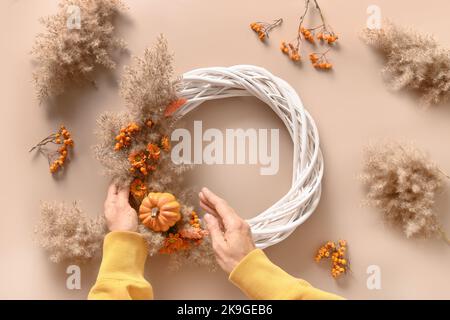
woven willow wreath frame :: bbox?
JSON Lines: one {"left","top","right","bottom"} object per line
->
{"left": 174, "top": 65, "right": 323, "bottom": 249}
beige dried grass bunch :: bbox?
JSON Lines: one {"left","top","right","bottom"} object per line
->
{"left": 31, "top": 0, "right": 127, "bottom": 102}
{"left": 362, "top": 21, "right": 450, "bottom": 106}
{"left": 361, "top": 142, "right": 449, "bottom": 242}
{"left": 36, "top": 202, "right": 107, "bottom": 263}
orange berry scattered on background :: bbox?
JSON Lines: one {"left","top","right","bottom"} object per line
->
{"left": 30, "top": 125, "right": 74, "bottom": 174}
{"left": 250, "top": 19, "right": 282, "bottom": 43}
{"left": 315, "top": 240, "right": 349, "bottom": 278}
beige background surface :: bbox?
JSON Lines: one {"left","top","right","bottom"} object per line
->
{"left": 0, "top": 0, "right": 449, "bottom": 299}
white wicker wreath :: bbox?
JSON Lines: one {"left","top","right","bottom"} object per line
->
{"left": 174, "top": 65, "right": 323, "bottom": 249}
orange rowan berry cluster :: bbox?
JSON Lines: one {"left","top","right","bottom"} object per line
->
{"left": 250, "top": 19, "right": 283, "bottom": 42}
{"left": 189, "top": 211, "right": 201, "bottom": 229}
{"left": 316, "top": 31, "right": 338, "bottom": 44}
{"left": 300, "top": 27, "right": 315, "bottom": 43}
{"left": 280, "top": 41, "right": 301, "bottom": 61}
{"left": 114, "top": 122, "right": 140, "bottom": 151}
{"left": 315, "top": 240, "right": 349, "bottom": 279}
{"left": 280, "top": 0, "right": 338, "bottom": 69}
{"left": 309, "top": 51, "right": 332, "bottom": 69}
{"left": 30, "top": 125, "right": 74, "bottom": 174}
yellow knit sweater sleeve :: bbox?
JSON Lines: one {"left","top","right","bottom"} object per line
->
{"left": 88, "top": 231, "right": 153, "bottom": 300}
{"left": 229, "top": 249, "right": 344, "bottom": 300}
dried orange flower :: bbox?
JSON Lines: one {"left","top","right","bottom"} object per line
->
{"left": 30, "top": 125, "right": 74, "bottom": 174}
{"left": 130, "top": 178, "right": 147, "bottom": 199}
{"left": 114, "top": 122, "right": 140, "bottom": 151}
{"left": 128, "top": 151, "right": 148, "bottom": 175}
{"left": 249, "top": 18, "right": 283, "bottom": 42}
{"left": 315, "top": 240, "right": 349, "bottom": 279}
{"left": 159, "top": 233, "right": 190, "bottom": 254}
{"left": 147, "top": 143, "right": 161, "bottom": 161}
{"left": 128, "top": 151, "right": 147, "bottom": 166}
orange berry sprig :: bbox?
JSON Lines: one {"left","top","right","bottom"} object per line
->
{"left": 250, "top": 18, "right": 283, "bottom": 42}
{"left": 114, "top": 122, "right": 140, "bottom": 151}
{"left": 315, "top": 240, "right": 349, "bottom": 279}
{"left": 309, "top": 49, "right": 333, "bottom": 70}
{"left": 280, "top": 0, "right": 310, "bottom": 62}
{"left": 190, "top": 211, "right": 201, "bottom": 229}
{"left": 281, "top": 0, "right": 338, "bottom": 67}
{"left": 331, "top": 240, "right": 348, "bottom": 278}
{"left": 312, "top": 0, "right": 338, "bottom": 45}
{"left": 30, "top": 125, "right": 74, "bottom": 174}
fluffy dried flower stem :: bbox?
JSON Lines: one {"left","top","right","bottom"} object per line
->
{"left": 32, "top": 0, "right": 127, "bottom": 102}
{"left": 361, "top": 142, "right": 449, "bottom": 241}
{"left": 361, "top": 21, "right": 450, "bottom": 106}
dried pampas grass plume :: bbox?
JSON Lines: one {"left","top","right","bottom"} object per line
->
{"left": 36, "top": 202, "right": 107, "bottom": 263}
{"left": 361, "top": 142, "right": 449, "bottom": 242}
{"left": 31, "top": 0, "right": 127, "bottom": 102}
{"left": 361, "top": 21, "right": 450, "bottom": 106}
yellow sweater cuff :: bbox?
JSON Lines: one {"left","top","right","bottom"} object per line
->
{"left": 98, "top": 231, "right": 148, "bottom": 279}
{"left": 229, "top": 249, "right": 308, "bottom": 299}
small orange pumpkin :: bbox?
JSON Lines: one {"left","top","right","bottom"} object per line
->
{"left": 139, "top": 192, "right": 181, "bottom": 232}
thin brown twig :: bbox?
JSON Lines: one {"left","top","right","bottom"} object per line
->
{"left": 265, "top": 18, "right": 283, "bottom": 34}
{"left": 295, "top": 0, "right": 311, "bottom": 48}
{"left": 29, "top": 134, "right": 57, "bottom": 152}
{"left": 313, "top": 0, "right": 327, "bottom": 27}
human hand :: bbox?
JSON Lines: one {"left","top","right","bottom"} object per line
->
{"left": 104, "top": 183, "right": 138, "bottom": 232}
{"left": 199, "top": 187, "right": 256, "bottom": 274}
